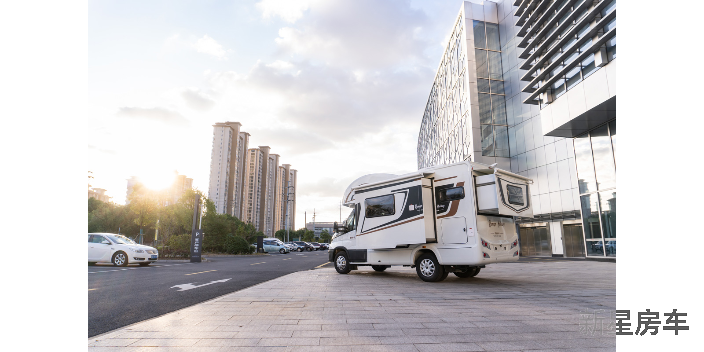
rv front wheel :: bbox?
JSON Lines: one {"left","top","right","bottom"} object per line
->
{"left": 334, "top": 252, "right": 351, "bottom": 274}
{"left": 416, "top": 253, "right": 446, "bottom": 282}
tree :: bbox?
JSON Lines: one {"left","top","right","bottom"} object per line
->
{"left": 319, "top": 230, "right": 331, "bottom": 243}
{"left": 274, "top": 229, "right": 286, "bottom": 242}
{"left": 88, "top": 197, "right": 104, "bottom": 213}
{"left": 302, "top": 229, "right": 315, "bottom": 242}
{"left": 127, "top": 184, "right": 158, "bottom": 239}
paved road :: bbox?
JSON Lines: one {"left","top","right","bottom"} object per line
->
{"left": 88, "top": 250, "right": 330, "bottom": 337}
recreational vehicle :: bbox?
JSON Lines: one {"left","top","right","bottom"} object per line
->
{"left": 328, "top": 161, "right": 533, "bottom": 282}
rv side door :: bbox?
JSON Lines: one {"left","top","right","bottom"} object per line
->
{"left": 421, "top": 178, "right": 437, "bottom": 242}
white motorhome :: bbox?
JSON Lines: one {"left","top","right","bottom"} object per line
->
{"left": 328, "top": 161, "right": 533, "bottom": 282}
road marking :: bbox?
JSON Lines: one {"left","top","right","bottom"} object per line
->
{"left": 185, "top": 270, "right": 217, "bottom": 276}
{"left": 314, "top": 262, "right": 330, "bottom": 269}
{"left": 170, "top": 278, "right": 231, "bottom": 292}
{"left": 88, "top": 288, "right": 97, "bottom": 291}
{"left": 250, "top": 262, "right": 266, "bottom": 265}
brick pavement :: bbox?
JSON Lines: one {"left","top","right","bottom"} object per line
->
{"left": 88, "top": 260, "right": 615, "bottom": 351}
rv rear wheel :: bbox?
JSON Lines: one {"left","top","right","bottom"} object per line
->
{"left": 334, "top": 251, "right": 351, "bottom": 274}
{"left": 415, "top": 253, "right": 446, "bottom": 282}
{"left": 454, "top": 267, "right": 481, "bottom": 278}
{"left": 371, "top": 265, "right": 388, "bottom": 272}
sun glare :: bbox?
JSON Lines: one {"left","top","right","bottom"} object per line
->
{"left": 141, "top": 172, "right": 176, "bottom": 191}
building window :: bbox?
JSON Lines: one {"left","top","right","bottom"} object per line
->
{"left": 474, "top": 20, "right": 509, "bottom": 158}
{"left": 574, "top": 120, "right": 616, "bottom": 257}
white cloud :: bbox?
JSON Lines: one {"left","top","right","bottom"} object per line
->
{"left": 256, "top": 0, "right": 316, "bottom": 23}
{"left": 116, "top": 107, "right": 189, "bottom": 125}
{"left": 194, "top": 35, "right": 229, "bottom": 60}
{"left": 266, "top": 60, "right": 294, "bottom": 71}
{"left": 164, "top": 34, "right": 231, "bottom": 60}
{"left": 269, "top": 0, "right": 429, "bottom": 69}
{"left": 180, "top": 87, "right": 216, "bottom": 111}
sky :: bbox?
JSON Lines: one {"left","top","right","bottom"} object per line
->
{"left": 88, "top": 0, "right": 470, "bottom": 228}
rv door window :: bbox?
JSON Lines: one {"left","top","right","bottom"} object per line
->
{"left": 437, "top": 186, "right": 465, "bottom": 202}
{"left": 506, "top": 184, "right": 524, "bottom": 206}
{"left": 365, "top": 194, "right": 395, "bottom": 218}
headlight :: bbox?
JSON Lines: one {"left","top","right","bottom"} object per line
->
{"left": 131, "top": 248, "right": 144, "bottom": 253}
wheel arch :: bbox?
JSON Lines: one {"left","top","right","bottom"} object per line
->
{"left": 412, "top": 248, "right": 439, "bottom": 265}
{"left": 330, "top": 246, "right": 348, "bottom": 262}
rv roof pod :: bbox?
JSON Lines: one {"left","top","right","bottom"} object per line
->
{"left": 329, "top": 161, "right": 534, "bottom": 282}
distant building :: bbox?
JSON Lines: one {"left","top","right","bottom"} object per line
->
{"left": 88, "top": 187, "right": 111, "bottom": 203}
{"left": 306, "top": 222, "right": 334, "bottom": 239}
{"left": 207, "top": 122, "right": 250, "bottom": 217}
{"left": 274, "top": 164, "right": 297, "bottom": 234}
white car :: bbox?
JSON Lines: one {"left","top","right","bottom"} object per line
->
{"left": 88, "top": 233, "right": 159, "bottom": 266}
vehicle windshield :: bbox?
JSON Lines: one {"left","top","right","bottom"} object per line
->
{"left": 106, "top": 234, "right": 136, "bottom": 245}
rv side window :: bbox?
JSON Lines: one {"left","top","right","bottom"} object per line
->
{"left": 437, "top": 186, "right": 465, "bottom": 202}
{"left": 365, "top": 194, "right": 395, "bottom": 218}
{"left": 506, "top": 184, "right": 524, "bottom": 206}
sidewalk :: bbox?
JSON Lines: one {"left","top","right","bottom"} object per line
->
{"left": 88, "top": 260, "right": 615, "bottom": 352}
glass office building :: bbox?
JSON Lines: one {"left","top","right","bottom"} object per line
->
{"left": 417, "top": 0, "right": 615, "bottom": 259}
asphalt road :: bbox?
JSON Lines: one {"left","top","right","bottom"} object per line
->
{"left": 88, "top": 250, "right": 330, "bottom": 338}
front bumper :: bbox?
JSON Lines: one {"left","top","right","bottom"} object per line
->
{"left": 132, "top": 251, "right": 158, "bottom": 262}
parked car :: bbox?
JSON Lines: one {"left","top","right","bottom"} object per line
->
{"left": 293, "top": 241, "right": 314, "bottom": 251}
{"left": 284, "top": 242, "right": 299, "bottom": 251}
{"left": 309, "top": 242, "right": 322, "bottom": 251}
{"left": 318, "top": 243, "right": 329, "bottom": 250}
{"left": 263, "top": 239, "right": 290, "bottom": 254}
{"left": 88, "top": 233, "right": 158, "bottom": 266}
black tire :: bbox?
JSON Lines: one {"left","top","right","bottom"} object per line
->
{"left": 454, "top": 267, "right": 481, "bottom": 278}
{"left": 440, "top": 270, "right": 449, "bottom": 281}
{"left": 415, "top": 253, "right": 446, "bottom": 282}
{"left": 139, "top": 262, "right": 151, "bottom": 266}
{"left": 298, "top": 248, "right": 303, "bottom": 252}
{"left": 279, "top": 248, "right": 286, "bottom": 254}
{"left": 371, "top": 265, "right": 388, "bottom": 272}
{"left": 307, "top": 247, "right": 312, "bottom": 252}
{"left": 112, "top": 251, "right": 128, "bottom": 267}
{"left": 334, "top": 251, "right": 351, "bottom": 274}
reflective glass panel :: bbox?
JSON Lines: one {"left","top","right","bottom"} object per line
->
{"left": 591, "top": 124, "right": 616, "bottom": 190}
{"left": 488, "top": 51, "right": 503, "bottom": 80}
{"left": 490, "top": 80, "right": 504, "bottom": 95}
{"left": 581, "top": 53, "right": 597, "bottom": 78}
{"left": 477, "top": 78, "right": 490, "bottom": 93}
{"left": 478, "top": 93, "right": 492, "bottom": 124}
{"left": 565, "top": 66, "right": 582, "bottom": 90}
{"left": 491, "top": 95, "right": 507, "bottom": 125}
{"left": 475, "top": 49, "right": 488, "bottom": 78}
{"left": 473, "top": 20, "right": 486, "bottom": 49}
{"left": 553, "top": 77, "right": 566, "bottom": 99}
{"left": 586, "top": 240, "right": 605, "bottom": 256}
{"left": 580, "top": 194, "right": 602, "bottom": 239}
{"left": 605, "top": 240, "right": 616, "bottom": 257}
{"left": 609, "top": 120, "right": 616, "bottom": 161}
{"left": 494, "top": 126, "right": 510, "bottom": 157}
{"left": 481, "top": 124, "right": 494, "bottom": 156}
{"left": 607, "top": 36, "right": 616, "bottom": 61}
{"left": 599, "top": 191, "right": 616, "bottom": 240}
{"left": 574, "top": 133, "right": 597, "bottom": 193}
{"left": 485, "top": 22, "right": 500, "bottom": 51}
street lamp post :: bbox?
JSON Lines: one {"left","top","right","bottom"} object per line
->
{"left": 283, "top": 180, "right": 295, "bottom": 243}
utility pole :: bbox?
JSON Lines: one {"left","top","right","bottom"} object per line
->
{"left": 313, "top": 208, "right": 316, "bottom": 240}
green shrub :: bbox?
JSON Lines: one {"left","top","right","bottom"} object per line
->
{"left": 224, "top": 234, "right": 254, "bottom": 254}
{"left": 161, "top": 234, "right": 191, "bottom": 258}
